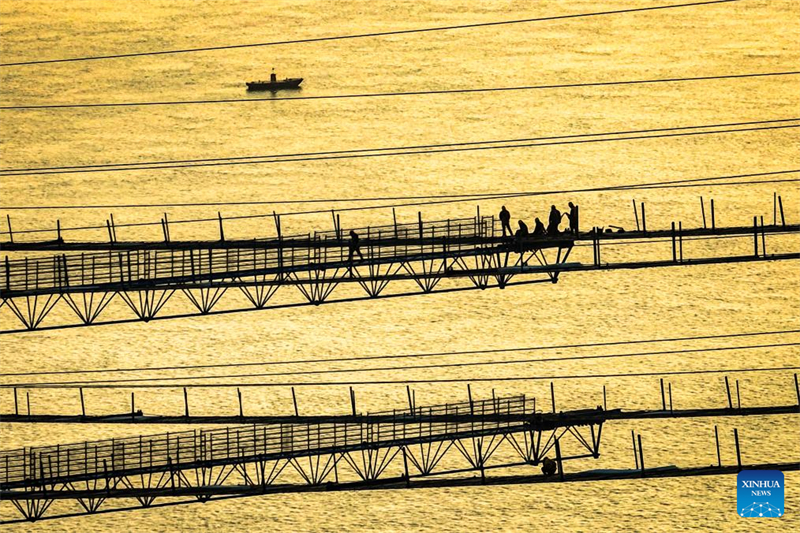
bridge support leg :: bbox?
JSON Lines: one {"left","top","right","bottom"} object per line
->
{"left": 4, "top": 294, "right": 61, "bottom": 330}
{"left": 238, "top": 274, "right": 281, "bottom": 309}
{"left": 118, "top": 289, "right": 174, "bottom": 321}
{"left": 62, "top": 292, "right": 115, "bottom": 324}
{"left": 182, "top": 286, "right": 228, "bottom": 314}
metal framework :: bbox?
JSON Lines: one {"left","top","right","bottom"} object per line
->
{"left": 0, "top": 395, "right": 605, "bottom": 521}
{"left": 1, "top": 213, "right": 797, "bottom": 333}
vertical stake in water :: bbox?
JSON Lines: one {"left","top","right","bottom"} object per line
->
{"left": 13, "top": 387, "right": 18, "bottom": 416}
{"left": 551, "top": 382, "right": 556, "bottom": 413}
{"left": 778, "top": 196, "right": 785, "bottom": 226}
{"left": 660, "top": 379, "right": 666, "bottom": 410}
{"left": 760, "top": 216, "right": 767, "bottom": 256}
{"left": 725, "top": 376, "right": 732, "bottom": 409}
{"left": 349, "top": 387, "right": 357, "bottom": 416}
{"left": 56, "top": 220, "right": 61, "bottom": 242}
{"left": 700, "top": 196, "right": 706, "bottom": 229}
{"left": 130, "top": 392, "right": 135, "bottom": 420}
{"left": 733, "top": 428, "right": 742, "bottom": 471}
{"left": 291, "top": 387, "right": 299, "bottom": 417}
{"left": 633, "top": 199, "right": 640, "bottom": 231}
{"left": 631, "top": 430, "right": 638, "bottom": 469}
{"left": 237, "top": 388, "right": 243, "bottom": 417}
{"left": 554, "top": 437, "right": 564, "bottom": 482}
{"left": 640, "top": 202, "right": 647, "bottom": 234}
{"left": 668, "top": 382, "right": 673, "bottom": 413}
{"left": 26, "top": 392, "right": 30, "bottom": 418}
{"left": 467, "top": 384, "right": 474, "bottom": 415}
{"left": 603, "top": 385, "right": 607, "bottom": 411}
{"left": 714, "top": 425, "right": 721, "bottom": 467}
{"left": 110, "top": 213, "right": 117, "bottom": 241}
{"left": 218, "top": 212, "right": 225, "bottom": 242}
{"left": 794, "top": 373, "right": 799, "bottom": 406}
{"left": 736, "top": 380, "right": 741, "bottom": 410}
{"left": 637, "top": 434, "right": 645, "bottom": 477}
{"left": 392, "top": 208, "right": 398, "bottom": 239}
{"left": 5, "top": 215, "right": 12, "bottom": 244}
{"left": 773, "top": 192, "right": 777, "bottom": 226}
{"left": 753, "top": 216, "right": 759, "bottom": 257}
{"left": 406, "top": 385, "right": 414, "bottom": 416}
{"left": 183, "top": 387, "right": 189, "bottom": 417}
{"left": 710, "top": 199, "right": 715, "bottom": 230}
{"left": 80, "top": 388, "right": 86, "bottom": 417}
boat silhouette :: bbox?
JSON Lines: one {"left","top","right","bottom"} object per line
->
{"left": 246, "top": 70, "right": 303, "bottom": 92}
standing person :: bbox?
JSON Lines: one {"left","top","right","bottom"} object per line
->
{"left": 515, "top": 219, "right": 529, "bottom": 253}
{"left": 348, "top": 230, "right": 364, "bottom": 264}
{"left": 547, "top": 205, "right": 561, "bottom": 235}
{"left": 499, "top": 206, "right": 513, "bottom": 237}
{"left": 565, "top": 202, "right": 579, "bottom": 234}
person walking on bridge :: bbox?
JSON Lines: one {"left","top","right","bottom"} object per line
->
{"left": 499, "top": 206, "right": 513, "bottom": 237}
{"left": 348, "top": 230, "right": 364, "bottom": 264}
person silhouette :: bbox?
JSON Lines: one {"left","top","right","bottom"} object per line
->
{"left": 348, "top": 230, "right": 364, "bottom": 264}
{"left": 547, "top": 205, "right": 561, "bottom": 235}
{"left": 533, "top": 217, "right": 546, "bottom": 236}
{"left": 514, "top": 220, "right": 529, "bottom": 253}
{"left": 499, "top": 206, "right": 513, "bottom": 237}
{"left": 565, "top": 202, "right": 579, "bottom": 234}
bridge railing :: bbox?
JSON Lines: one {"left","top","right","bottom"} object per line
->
{"left": 0, "top": 216, "right": 499, "bottom": 295}
{"left": 0, "top": 395, "right": 530, "bottom": 489}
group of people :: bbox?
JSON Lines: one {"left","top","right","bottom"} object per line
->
{"left": 499, "top": 203, "right": 578, "bottom": 240}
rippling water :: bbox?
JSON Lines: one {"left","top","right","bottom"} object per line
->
{"left": 1, "top": 1, "right": 799, "bottom": 531}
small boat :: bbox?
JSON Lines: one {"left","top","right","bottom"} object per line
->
{"left": 246, "top": 71, "right": 303, "bottom": 92}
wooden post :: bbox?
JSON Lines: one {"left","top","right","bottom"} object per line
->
{"left": 13, "top": 387, "right": 18, "bottom": 416}
{"left": 237, "top": 388, "right": 243, "bottom": 417}
{"left": 671, "top": 223, "right": 676, "bottom": 263}
{"left": 631, "top": 430, "right": 638, "bottom": 469}
{"left": 714, "top": 425, "right": 721, "bottom": 467}
{"left": 633, "top": 199, "right": 640, "bottom": 231}
{"left": 700, "top": 197, "right": 706, "bottom": 229}
{"left": 26, "top": 391, "right": 30, "bottom": 418}
{"left": 183, "top": 387, "right": 189, "bottom": 417}
{"left": 710, "top": 199, "right": 715, "bottom": 230}
{"left": 736, "top": 380, "right": 741, "bottom": 410}
{"left": 660, "top": 378, "right": 666, "bottom": 410}
{"left": 291, "top": 387, "right": 299, "bottom": 417}
{"left": 392, "top": 208, "right": 398, "bottom": 239}
{"left": 778, "top": 196, "right": 785, "bottom": 226}
{"left": 550, "top": 382, "right": 556, "bottom": 413}
{"left": 350, "top": 387, "right": 357, "bottom": 416}
{"left": 106, "top": 220, "right": 114, "bottom": 243}
{"left": 603, "top": 385, "right": 607, "bottom": 410}
{"left": 794, "top": 373, "right": 799, "bottom": 406}
{"left": 110, "top": 213, "right": 117, "bottom": 241}
{"left": 733, "top": 428, "right": 742, "bottom": 471}
{"left": 406, "top": 385, "right": 414, "bottom": 415}
{"left": 467, "top": 384, "right": 474, "bottom": 414}
{"left": 56, "top": 219, "right": 62, "bottom": 242}
{"left": 679, "top": 221, "right": 683, "bottom": 263}
{"left": 640, "top": 202, "right": 647, "bottom": 233}
{"left": 5, "top": 215, "right": 12, "bottom": 244}
{"left": 760, "top": 216, "right": 767, "bottom": 256}
{"left": 80, "top": 388, "right": 86, "bottom": 417}
{"left": 773, "top": 192, "right": 777, "bottom": 226}
{"left": 753, "top": 216, "right": 759, "bottom": 257}
{"left": 668, "top": 382, "right": 673, "bottom": 413}
{"left": 402, "top": 447, "right": 410, "bottom": 487}
{"left": 130, "top": 392, "right": 135, "bottom": 420}
{"left": 725, "top": 376, "right": 732, "bottom": 409}
{"left": 554, "top": 437, "right": 564, "bottom": 481}
{"left": 637, "top": 434, "right": 645, "bottom": 477}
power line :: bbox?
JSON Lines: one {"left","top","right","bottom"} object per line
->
{"left": 2, "top": 118, "right": 797, "bottom": 177}
{"left": 8, "top": 342, "right": 797, "bottom": 388}
{"left": 8, "top": 366, "right": 798, "bottom": 389}
{"left": 2, "top": 168, "right": 796, "bottom": 211}
{"left": 0, "top": 0, "right": 741, "bottom": 67}
{"left": 2, "top": 328, "right": 795, "bottom": 378}
{"left": 3, "top": 70, "right": 796, "bottom": 110}
{"left": 1, "top": 171, "right": 796, "bottom": 237}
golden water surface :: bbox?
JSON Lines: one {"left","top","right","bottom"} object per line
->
{"left": 1, "top": 1, "right": 799, "bottom": 531}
